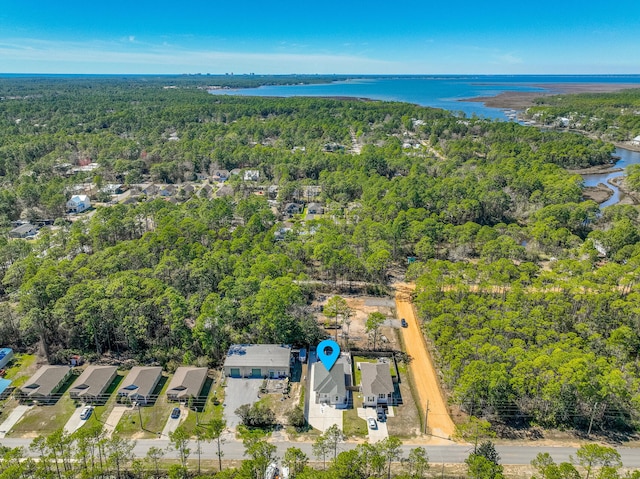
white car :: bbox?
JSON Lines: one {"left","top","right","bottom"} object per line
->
{"left": 367, "top": 417, "right": 377, "bottom": 429}
{"left": 80, "top": 406, "right": 93, "bottom": 420}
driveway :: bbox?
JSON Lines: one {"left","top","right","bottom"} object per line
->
{"left": 103, "top": 406, "right": 130, "bottom": 438}
{"left": 223, "top": 378, "right": 262, "bottom": 428}
{"left": 358, "top": 407, "right": 388, "bottom": 443}
{"left": 161, "top": 405, "right": 188, "bottom": 438}
{"left": 306, "top": 362, "right": 343, "bottom": 433}
{"left": 64, "top": 407, "right": 90, "bottom": 434}
{"left": 0, "top": 405, "right": 33, "bottom": 438}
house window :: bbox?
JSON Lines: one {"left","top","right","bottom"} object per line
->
{"left": 335, "top": 396, "right": 339, "bottom": 402}
{"left": 378, "top": 393, "right": 387, "bottom": 399}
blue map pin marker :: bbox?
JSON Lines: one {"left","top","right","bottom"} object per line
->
{"left": 317, "top": 339, "right": 340, "bottom": 371}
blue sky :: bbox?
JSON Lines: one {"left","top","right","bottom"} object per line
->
{"left": 1, "top": 0, "right": 638, "bottom": 74}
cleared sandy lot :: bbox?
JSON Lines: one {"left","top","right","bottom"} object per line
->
{"left": 395, "top": 284, "right": 456, "bottom": 440}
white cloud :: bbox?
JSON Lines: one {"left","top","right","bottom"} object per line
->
{"left": 495, "top": 53, "right": 523, "bottom": 64}
{"left": 0, "top": 38, "right": 398, "bottom": 74}
{"left": 128, "top": 36, "right": 136, "bottom": 43}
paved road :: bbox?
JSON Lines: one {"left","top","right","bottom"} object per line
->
{"left": 2, "top": 435, "right": 640, "bottom": 467}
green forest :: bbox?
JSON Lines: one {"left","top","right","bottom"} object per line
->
{"left": 1, "top": 78, "right": 639, "bottom": 437}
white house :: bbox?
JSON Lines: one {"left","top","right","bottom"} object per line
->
{"left": 313, "top": 355, "right": 351, "bottom": 407}
{"left": 67, "top": 195, "right": 91, "bottom": 213}
{"left": 632, "top": 135, "right": 640, "bottom": 146}
{"left": 244, "top": 170, "right": 260, "bottom": 181}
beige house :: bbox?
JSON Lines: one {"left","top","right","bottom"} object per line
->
{"left": 360, "top": 362, "right": 394, "bottom": 408}
{"left": 69, "top": 366, "right": 118, "bottom": 403}
{"left": 19, "top": 365, "right": 72, "bottom": 402}
{"left": 117, "top": 366, "right": 162, "bottom": 405}
{"left": 166, "top": 367, "right": 208, "bottom": 402}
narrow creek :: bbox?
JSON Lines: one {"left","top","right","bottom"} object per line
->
{"left": 581, "top": 147, "right": 640, "bottom": 208}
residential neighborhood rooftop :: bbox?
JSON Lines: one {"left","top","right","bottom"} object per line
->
{"left": 117, "top": 366, "right": 162, "bottom": 400}
{"left": 360, "top": 362, "right": 394, "bottom": 397}
{"left": 166, "top": 367, "right": 208, "bottom": 399}
{"left": 224, "top": 344, "right": 291, "bottom": 370}
{"left": 20, "top": 365, "right": 72, "bottom": 398}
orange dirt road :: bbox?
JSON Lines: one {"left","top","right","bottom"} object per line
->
{"left": 395, "top": 284, "right": 456, "bottom": 440}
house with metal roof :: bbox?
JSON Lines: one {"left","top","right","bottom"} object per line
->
{"left": 312, "top": 355, "right": 351, "bottom": 407}
{"left": 0, "top": 348, "right": 13, "bottom": 369}
{"left": 0, "top": 378, "right": 12, "bottom": 400}
{"left": 166, "top": 367, "right": 208, "bottom": 402}
{"left": 69, "top": 365, "right": 117, "bottom": 403}
{"left": 19, "top": 365, "right": 72, "bottom": 402}
{"left": 223, "top": 344, "right": 292, "bottom": 379}
{"left": 359, "top": 362, "right": 394, "bottom": 408}
{"left": 66, "top": 194, "right": 91, "bottom": 213}
{"left": 117, "top": 366, "right": 162, "bottom": 405}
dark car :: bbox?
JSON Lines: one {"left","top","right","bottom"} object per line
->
{"left": 377, "top": 409, "right": 386, "bottom": 422}
{"left": 171, "top": 407, "right": 181, "bottom": 419}
{"left": 400, "top": 318, "right": 408, "bottom": 328}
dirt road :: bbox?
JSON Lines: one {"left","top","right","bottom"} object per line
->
{"left": 395, "top": 284, "right": 456, "bottom": 441}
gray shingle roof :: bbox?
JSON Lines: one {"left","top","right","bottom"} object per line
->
{"left": 360, "top": 362, "right": 394, "bottom": 397}
{"left": 166, "top": 367, "right": 208, "bottom": 399}
{"left": 20, "top": 365, "right": 71, "bottom": 398}
{"left": 117, "top": 367, "right": 162, "bottom": 399}
{"left": 224, "top": 344, "right": 291, "bottom": 370}
{"left": 69, "top": 366, "right": 117, "bottom": 399}
{"left": 313, "top": 356, "right": 349, "bottom": 397}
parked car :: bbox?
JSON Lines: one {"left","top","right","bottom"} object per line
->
{"left": 171, "top": 407, "right": 181, "bottom": 419}
{"left": 80, "top": 406, "right": 93, "bottom": 420}
{"left": 367, "top": 417, "right": 377, "bottom": 429}
{"left": 401, "top": 318, "right": 408, "bottom": 328}
{"left": 377, "top": 409, "right": 386, "bottom": 422}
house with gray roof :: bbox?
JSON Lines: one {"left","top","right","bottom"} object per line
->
{"left": 166, "top": 367, "right": 208, "bottom": 402}
{"left": 19, "top": 365, "right": 72, "bottom": 402}
{"left": 69, "top": 365, "right": 117, "bottom": 403}
{"left": 223, "top": 344, "right": 292, "bottom": 379}
{"left": 359, "top": 362, "right": 394, "bottom": 408}
{"left": 313, "top": 355, "right": 351, "bottom": 407}
{"left": 117, "top": 366, "right": 162, "bottom": 405}
{"left": 8, "top": 223, "right": 37, "bottom": 239}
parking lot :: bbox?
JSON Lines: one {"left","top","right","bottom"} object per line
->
{"left": 223, "top": 378, "right": 262, "bottom": 428}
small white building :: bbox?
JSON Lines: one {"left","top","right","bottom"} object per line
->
{"left": 632, "top": 135, "right": 640, "bottom": 146}
{"left": 244, "top": 170, "right": 260, "bottom": 181}
{"left": 67, "top": 195, "right": 91, "bottom": 213}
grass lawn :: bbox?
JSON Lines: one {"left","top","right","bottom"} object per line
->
{"left": 115, "top": 374, "right": 173, "bottom": 439}
{"left": 343, "top": 394, "right": 367, "bottom": 438}
{"left": 352, "top": 356, "right": 377, "bottom": 386}
{"left": 3, "top": 354, "right": 38, "bottom": 388}
{"left": 9, "top": 373, "right": 79, "bottom": 437}
{"left": 181, "top": 377, "right": 225, "bottom": 435}
{"left": 80, "top": 373, "right": 124, "bottom": 431}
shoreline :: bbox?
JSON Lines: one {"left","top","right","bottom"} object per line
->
{"left": 460, "top": 83, "right": 640, "bottom": 109}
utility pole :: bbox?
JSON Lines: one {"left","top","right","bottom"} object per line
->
{"left": 137, "top": 402, "right": 143, "bottom": 430}
{"left": 587, "top": 401, "right": 598, "bottom": 436}
{"left": 424, "top": 400, "right": 430, "bottom": 434}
